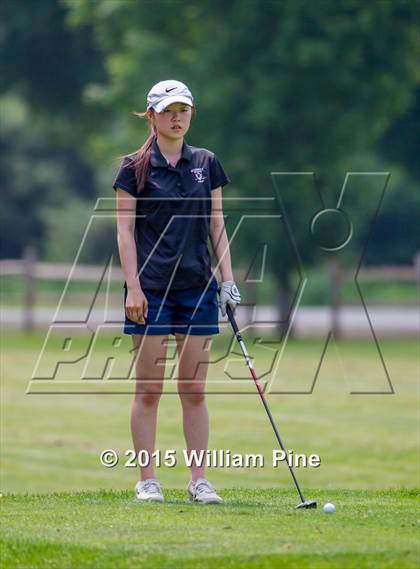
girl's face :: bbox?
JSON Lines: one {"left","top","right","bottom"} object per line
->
{"left": 152, "top": 103, "right": 193, "bottom": 140}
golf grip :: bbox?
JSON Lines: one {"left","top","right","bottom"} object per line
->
{"left": 224, "top": 303, "right": 306, "bottom": 504}
{"left": 226, "top": 304, "right": 240, "bottom": 334}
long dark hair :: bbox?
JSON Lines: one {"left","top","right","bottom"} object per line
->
{"left": 125, "top": 109, "right": 156, "bottom": 194}
{"left": 118, "top": 106, "right": 196, "bottom": 194}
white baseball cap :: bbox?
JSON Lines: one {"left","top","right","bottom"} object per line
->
{"left": 146, "top": 80, "right": 194, "bottom": 113}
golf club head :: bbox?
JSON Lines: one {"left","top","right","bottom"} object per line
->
{"left": 295, "top": 500, "right": 317, "bottom": 510}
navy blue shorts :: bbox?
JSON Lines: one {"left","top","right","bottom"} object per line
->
{"left": 123, "top": 277, "right": 219, "bottom": 336}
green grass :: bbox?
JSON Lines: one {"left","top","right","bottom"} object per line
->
{"left": 1, "top": 489, "right": 418, "bottom": 568}
{"left": 1, "top": 331, "right": 419, "bottom": 567}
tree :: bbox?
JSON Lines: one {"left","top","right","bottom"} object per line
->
{"left": 0, "top": 0, "right": 106, "bottom": 259}
{"left": 63, "top": 0, "right": 420, "bottom": 322}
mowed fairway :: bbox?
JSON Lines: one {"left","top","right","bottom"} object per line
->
{"left": 1, "top": 330, "right": 419, "bottom": 568}
{"left": 1, "top": 489, "right": 418, "bottom": 569}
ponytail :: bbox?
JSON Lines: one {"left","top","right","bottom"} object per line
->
{"left": 117, "top": 109, "right": 156, "bottom": 194}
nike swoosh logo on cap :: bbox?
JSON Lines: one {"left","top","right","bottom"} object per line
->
{"left": 165, "top": 87, "right": 177, "bottom": 92}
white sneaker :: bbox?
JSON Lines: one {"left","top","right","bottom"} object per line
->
{"left": 135, "top": 479, "right": 164, "bottom": 503}
{"left": 187, "top": 478, "right": 223, "bottom": 504}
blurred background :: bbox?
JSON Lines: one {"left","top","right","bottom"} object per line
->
{"left": 1, "top": 0, "right": 419, "bottom": 493}
{"left": 1, "top": 0, "right": 419, "bottom": 335}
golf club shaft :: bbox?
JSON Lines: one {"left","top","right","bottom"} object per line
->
{"left": 226, "top": 305, "right": 306, "bottom": 504}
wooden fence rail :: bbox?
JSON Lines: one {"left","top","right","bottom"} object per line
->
{"left": 327, "top": 253, "right": 419, "bottom": 338}
{"left": 1, "top": 247, "right": 419, "bottom": 334}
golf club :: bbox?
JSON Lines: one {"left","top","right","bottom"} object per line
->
{"left": 224, "top": 302, "right": 317, "bottom": 510}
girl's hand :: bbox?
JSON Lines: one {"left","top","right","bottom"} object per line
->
{"left": 218, "top": 281, "right": 241, "bottom": 316}
{"left": 125, "top": 287, "right": 148, "bottom": 324}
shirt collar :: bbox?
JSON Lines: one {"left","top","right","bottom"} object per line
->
{"left": 150, "top": 137, "right": 192, "bottom": 168}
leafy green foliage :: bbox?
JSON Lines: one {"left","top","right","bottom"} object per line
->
{"left": 1, "top": 0, "right": 419, "bottom": 279}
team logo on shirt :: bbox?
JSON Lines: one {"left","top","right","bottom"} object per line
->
{"left": 190, "top": 167, "right": 206, "bottom": 183}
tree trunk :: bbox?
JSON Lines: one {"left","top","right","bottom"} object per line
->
{"left": 276, "top": 279, "right": 293, "bottom": 339}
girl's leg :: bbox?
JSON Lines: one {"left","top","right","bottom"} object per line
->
{"left": 131, "top": 334, "right": 168, "bottom": 481}
{"left": 175, "top": 333, "right": 212, "bottom": 482}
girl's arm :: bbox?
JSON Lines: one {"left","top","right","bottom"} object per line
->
{"left": 209, "top": 187, "right": 234, "bottom": 281}
{"left": 116, "top": 188, "right": 148, "bottom": 323}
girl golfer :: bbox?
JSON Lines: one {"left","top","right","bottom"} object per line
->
{"left": 113, "top": 79, "right": 241, "bottom": 503}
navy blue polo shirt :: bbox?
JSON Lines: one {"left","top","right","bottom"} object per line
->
{"left": 113, "top": 137, "right": 230, "bottom": 290}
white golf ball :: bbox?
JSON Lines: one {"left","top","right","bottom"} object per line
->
{"left": 323, "top": 502, "right": 336, "bottom": 513}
